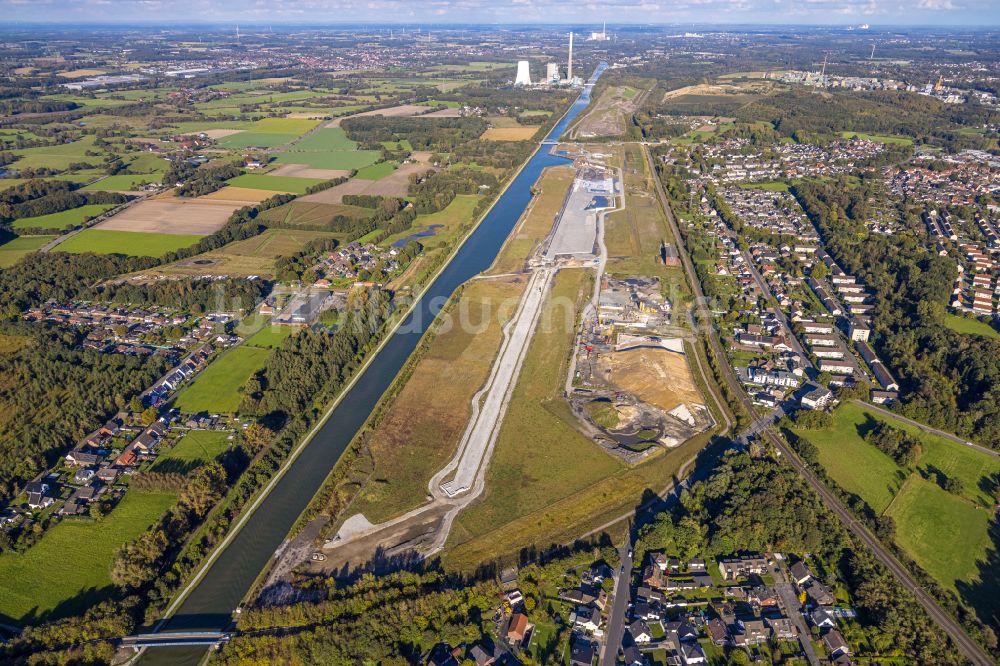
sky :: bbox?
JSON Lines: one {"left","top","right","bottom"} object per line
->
{"left": 1, "top": 0, "right": 998, "bottom": 26}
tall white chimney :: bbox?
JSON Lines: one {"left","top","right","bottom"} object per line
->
{"left": 567, "top": 32, "right": 573, "bottom": 82}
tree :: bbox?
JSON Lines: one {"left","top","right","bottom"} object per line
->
{"left": 179, "top": 462, "right": 227, "bottom": 519}
{"left": 943, "top": 476, "right": 964, "bottom": 495}
{"left": 140, "top": 406, "right": 159, "bottom": 426}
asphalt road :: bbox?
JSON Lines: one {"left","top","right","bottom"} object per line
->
{"left": 641, "top": 143, "right": 996, "bottom": 666}
{"left": 600, "top": 540, "right": 634, "bottom": 666}
{"left": 772, "top": 562, "right": 820, "bottom": 666}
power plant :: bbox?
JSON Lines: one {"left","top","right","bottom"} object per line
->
{"left": 510, "top": 32, "right": 581, "bottom": 88}
{"left": 589, "top": 21, "right": 610, "bottom": 41}
{"left": 514, "top": 60, "right": 532, "bottom": 86}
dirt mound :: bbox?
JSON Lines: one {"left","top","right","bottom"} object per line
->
{"left": 599, "top": 347, "right": 703, "bottom": 413}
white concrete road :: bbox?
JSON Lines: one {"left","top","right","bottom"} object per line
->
{"left": 436, "top": 268, "right": 553, "bottom": 497}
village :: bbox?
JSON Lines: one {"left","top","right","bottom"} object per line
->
{"left": 23, "top": 300, "right": 238, "bottom": 361}
{"left": 426, "top": 550, "right": 859, "bottom": 666}
{"left": 678, "top": 152, "right": 902, "bottom": 410}
{"left": 663, "top": 137, "right": 888, "bottom": 186}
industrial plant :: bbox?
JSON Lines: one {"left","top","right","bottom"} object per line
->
{"left": 512, "top": 31, "right": 582, "bottom": 87}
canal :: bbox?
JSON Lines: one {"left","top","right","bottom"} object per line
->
{"left": 140, "top": 62, "right": 605, "bottom": 664}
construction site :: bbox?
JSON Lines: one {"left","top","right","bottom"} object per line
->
{"left": 570, "top": 275, "right": 713, "bottom": 462}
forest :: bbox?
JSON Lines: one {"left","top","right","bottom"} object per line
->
{"left": 0, "top": 321, "right": 168, "bottom": 503}
{"left": 341, "top": 116, "right": 487, "bottom": 153}
{"left": 738, "top": 88, "right": 999, "bottom": 150}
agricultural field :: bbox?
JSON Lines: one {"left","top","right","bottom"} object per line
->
{"left": 839, "top": 131, "right": 914, "bottom": 146}
{"left": 216, "top": 117, "right": 322, "bottom": 149}
{"left": 792, "top": 401, "right": 1000, "bottom": 622}
{"left": 93, "top": 197, "right": 238, "bottom": 235}
{"left": 173, "top": 345, "right": 272, "bottom": 414}
{"left": 11, "top": 203, "right": 117, "bottom": 231}
{"left": 0, "top": 235, "right": 55, "bottom": 268}
{"left": 886, "top": 477, "right": 992, "bottom": 600}
{"left": 199, "top": 187, "right": 280, "bottom": 204}
{"left": 604, "top": 145, "right": 686, "bottom": 291}
{"left": 383, "top": 194, "right": 481, "bottom": 248}
{"left": 53, "top": 229, "right": 203, "bottom": 257}
{"left": 216, "top": 133, "right": 295, "bottom": 149}
{"left": 9, "top": 135, "right": 103, "bottom": 171}
{"left": 244, "top": 320, "right": 297, "bottom": 349}
{"left": 258, "top": 201, "right": 371, "bottom": 228}
{"left": 146, "top": 228, "right": 340, "bottom": 278}
{"left": 225, "top": 173, "right": 325, "bottom": 194}
{"left": 284, "top": 127, "right": 356, "bottom": 151}
{"left": 481, "top": 126, "right": 539, "bottom": 141}
{"left": 354, "top": 162, "right": 396, "bottom": 180}
{"left": 0, "top": 490, "right": 176, "bottom": 623}
{"left": 275, "top": 127, "right": 382, "bottom": 171}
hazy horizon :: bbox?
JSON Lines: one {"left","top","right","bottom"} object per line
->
{"left": 1, "top": 0, "right": 998, "bottom": 28}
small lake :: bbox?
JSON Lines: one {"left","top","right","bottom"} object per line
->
{"left": 391, "top": 224, "right": 443, "bottom": 248}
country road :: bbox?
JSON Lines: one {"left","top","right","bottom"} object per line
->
{"left": 640, "top": 143, "right": 997, "bottom": 666}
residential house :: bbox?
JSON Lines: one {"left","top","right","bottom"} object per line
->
{"left": 664, "top": 621, "right": 699, "bottom": 642}
{"left": 24, "top": 481, "right": 53, "bottom": 509}
{"left": 630, "top": 619, "right": 653, "bottom": 644}
{"left": 623, "top": 645, "right": 645, "bottom": 666}
{"left": 804, "top": 579, "right": 835, "bottom": 607}
{"left": 789, "top": 561, "right": 813, "bottom": 586}
{"left": 507, "top": 613, "right": 529, "bottom": 643}
{"left": 677, "top": 642, "right": 707, "bottom": 666}
{"left": 767, "top": 617, "right": 798, "bottom": 641}
{"left": 707, "top": 618, "right": 731, "bottom": 646}
{"left": 718, "top": 555, "right": 768, "bottom": 580}
{"left": 469, "top": 641, "right": 504, "bottom": 666}
{"left": 73, "top": 468, "right": 95, "bottom": 485}
{"left": 573, "top": 606, "right": 600, "bottom": 634}
{"left": 823, "top": 629, "right": 852, "bottom": 658}
{"left": 65, "top": 450, "right": 102, "bottom": 467}
{"left": 800, "top": 383, "right": 833, "bottom": 410}
{"left": 570, "top": 639, "right": 596, "bottom": 666}
{"left": 643, "top": 564, "right": 664, "bottom": 589}
{"left": 810, "top": 608, "right": 838, "bottom": 629}
{"left": 426, "top": 643, "right": 461, "bottom": 666}
{"left": 735, "top": 619, "right": 770, "bottom": 646}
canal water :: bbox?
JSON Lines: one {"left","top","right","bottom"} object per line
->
{"left": 141, "top": 63, "right": 605, "bottom": 664}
